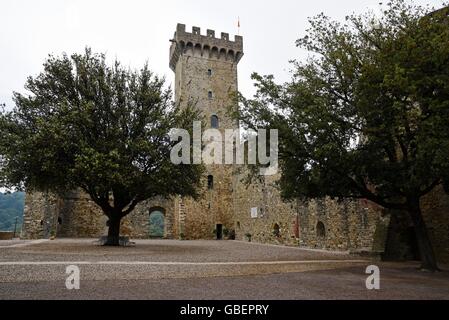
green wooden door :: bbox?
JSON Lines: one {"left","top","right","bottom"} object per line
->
{"left": 149, "top": 210, "right": 165, "bottom": 238}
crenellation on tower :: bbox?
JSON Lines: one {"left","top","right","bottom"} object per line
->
{"left": 170, "top": 23, "right": 243, "bottom": 71}
{"left": 192, "top": 26, "right": 201, "bottom": 35}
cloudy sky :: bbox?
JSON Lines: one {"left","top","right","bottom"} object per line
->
{"left": 0, "top": 0, "right": 443, "bottom": 109}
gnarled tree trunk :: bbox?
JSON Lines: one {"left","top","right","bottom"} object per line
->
{"left": 105, "top": 215, "right": 122, "bottom": 246}
{"left": 407, "top": 198, "right": 439, "bottom": 272}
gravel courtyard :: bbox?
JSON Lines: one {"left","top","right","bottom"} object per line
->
{"left": 0, "top": 239, "right": 448, "bottom": 300}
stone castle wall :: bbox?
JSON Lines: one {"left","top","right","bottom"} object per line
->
{"left": 22, "top": 192, "right": 60, "bottom": 239}
{"left": 413, "top": 186, "right": 449, "bottom": 263}
{"left": 296, "top": 198, "right": 388, "bottom": 253}
{"left": 232, "top": 170, "right": 388, "bottom": 254}
{"left": 55, "top": 191, "right": 106, "bottom": 238}
{"left": 233, "top": 173, "right": 299, "bottom": 245}
{"left": 232, "top": 166, "right": 448, "bottom": 264}
{"left": 22, "top": 190, "right": 177, "bottom": 240}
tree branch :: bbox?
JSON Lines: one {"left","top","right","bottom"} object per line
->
{"left": 419, "top": 179, "right": 441, "bottom": 197}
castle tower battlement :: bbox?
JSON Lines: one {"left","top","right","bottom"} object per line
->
{"left": 170, "top": 24, "right": 243, "bottom": 71}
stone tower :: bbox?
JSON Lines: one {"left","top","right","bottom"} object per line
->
{"left": 169, "top": 24, "right": 244, "bottom": 239}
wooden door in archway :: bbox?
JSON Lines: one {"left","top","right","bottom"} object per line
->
{"left": 149, "top": 210, "right": 165, "bottom": 238}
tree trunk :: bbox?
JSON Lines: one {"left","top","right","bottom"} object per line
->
{"left": 105, "top": 215, "right": 122, "bottom": 246}
{"left": 407, "top": 198, "right": 440, "bottom": 272}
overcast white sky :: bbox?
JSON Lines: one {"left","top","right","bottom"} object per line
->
{"left": 0, "top": 0, "right": 443, "bottom": 109}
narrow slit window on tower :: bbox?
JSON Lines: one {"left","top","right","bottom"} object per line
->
{"left": 208, "top": 69, "right": 212, "bottom": 76}
{"left": 208, "top": 91, "right": 213, "bottom": 100}
{"left": 211, "top": 115, "right": 219, "bottom": 128}
{"left": 208, "top": 175, "right": 214, "bottom": 190}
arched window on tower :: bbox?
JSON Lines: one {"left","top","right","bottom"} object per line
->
{"left": 207, "top": 175, "right": 214, "bottom": 190}
{"left": 211, "top": 115, "right": 219, "bottom": 129}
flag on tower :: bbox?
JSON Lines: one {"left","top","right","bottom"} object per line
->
{"left": 237, "top": 17, "right": 241, "bottom": 35}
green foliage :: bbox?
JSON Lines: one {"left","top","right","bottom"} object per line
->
{"left": 236, "top": 0, "right": 449, "bottom": 270}
{"left": 0, "top": 48, "right": 204, "bottom": 236}
{"left": 237, "top": 1, "right": 449, "bottom": 210}
{"left": 0, "top": 192, "right": 24, "bottom": 231}
{"left": 222, "top": 228, "right": 236, "bottom": 240}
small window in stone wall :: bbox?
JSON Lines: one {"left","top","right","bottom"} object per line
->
{"left": 208, "top": 69, "right": 212, "bottom": 76}
{"left": 273, "top": 223, "right": 280, "bottom": 237}
{"left": 207, "top": 175, "right": 214, "bottom": 190}
{"left": 211, "top": 115, "right": 219, "bottom": 128}
{"left": 316, "top": 221, "right": 326, "bottom": 238}
{"left": 362, "top": 211, "right": 368, "bottom": 229}
{"left": 208, "top": 91, "right": 213, "bottom": 100}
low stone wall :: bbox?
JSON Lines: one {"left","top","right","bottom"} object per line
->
{"left": 233, "top": 169, "right": 388, "bottom": 255}
{"left": 298, "top": 198, "right": 385, "bottom": 252}
{"left": 233, "top": 172, "right": 300, "bottom": 246}
{"left": 21, "top": 175, "right": 449, "bottom": 264}
{"left": 22, "top": 190, "right": 178, "bottom": 240}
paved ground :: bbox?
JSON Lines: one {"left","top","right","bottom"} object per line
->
{"left": 0, "top": 239, "right": 448, "bottom": 300}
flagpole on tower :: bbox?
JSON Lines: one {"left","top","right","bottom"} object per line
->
{"left": 238, "top": 16, "right": 240, "bottom": 35}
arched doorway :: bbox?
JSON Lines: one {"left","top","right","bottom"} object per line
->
{"left": 316, "top": 221, "right": 326, "bottom": 249}
{"left": 149, "top": 208, "right": 165, "bottom": 239}
{"left": 316, "top": 221, "right": 326, "bottom": 239}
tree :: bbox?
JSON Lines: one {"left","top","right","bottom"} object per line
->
{"left": 0, "top": 48, "right": 203, "bottom": 246}
{"left": 235, "top": 1, "right": 449, "bottom": 271}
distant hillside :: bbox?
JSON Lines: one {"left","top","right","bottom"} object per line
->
{"left": 0, "top": 192, "right": 25, "bottom": 231}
